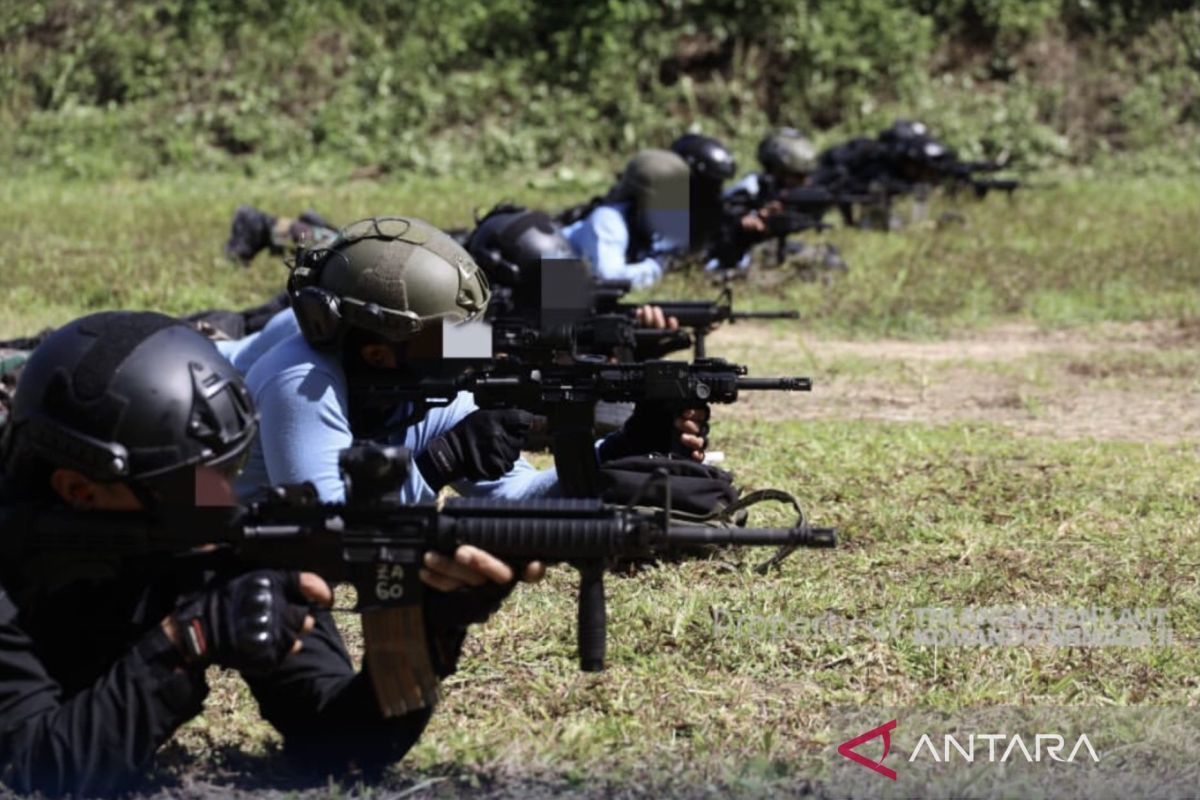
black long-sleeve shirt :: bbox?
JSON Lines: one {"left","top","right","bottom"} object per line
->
{"left": 0, "top": 556, "right": 212, "bottom": 796}
{"left": 0, "top": 547, "right": 435, "bottom": 796}
{"left": 0, "top": 483, "right": 514, "bottom": 797}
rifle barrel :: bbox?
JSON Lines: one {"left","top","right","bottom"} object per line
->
{"left": 731, "top": 310, "right": 800, "bottom": 321}
{"left": 738, "top": 376, "right": 812, "bottom": 391}
{"left": 667, "top": 525, "right": 837, "bottom": 549}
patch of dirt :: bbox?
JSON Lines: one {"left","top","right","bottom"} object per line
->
{"left": 715, "top": 321, "right": 1200, "bottom": 444}
{"left": 727, "top": 320, "right": 1175, "bottom": 364}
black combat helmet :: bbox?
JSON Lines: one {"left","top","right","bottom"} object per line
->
{"left": 0, "top": 311, "right": 257, "bottom": 503}
{"left": 879, "top": 119, "right": 931, "bottom": 144}
{"left": 670, "top": 134, "right": 737, "bottom": 182}
{"left": 465, "top": 204, "right": 576, "bottom": 289}
{"left": 880, "top": 119, "right": 954, "bottom": 169}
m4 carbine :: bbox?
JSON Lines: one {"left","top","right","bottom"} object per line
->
{"left": 18, "top": 445, "right": 835, "bottom": 718}
{"left": 594, "top": 285, "right": 799, "bottom": 358}
{"left": 486, "top": 260, "right": 697, "bottom": 362}
{"left": 356, "top": 355, "right": 812, "bottom": 497}
{"left": 491, "top": 310, "right": 696, "bottom": 363}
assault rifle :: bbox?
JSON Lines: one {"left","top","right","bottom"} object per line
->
{"left": 17, "top": 444, "right": 836, "bottom": 718}
{"left": 927, "top": 157, "right": 1024, "bottom": 199}
{"left": 486, "top": 259, "right": 695, "bottom": 362}
{"left": 491, "top": 308, "right": 695, "bottom": 364}
{"left": 595, "top": 286, "right": 799, "bottom": 358}
{"left": 714, "top": 180, "right": 883, "bottom": 264}
{"left": 711, "top": 188, "right": 826, "bottom": 270}
{"left": 354, "top": 356, "right": 812, "bottom": 497}
{"left": 487, "top": 260, "right": 794, "bottom": 361}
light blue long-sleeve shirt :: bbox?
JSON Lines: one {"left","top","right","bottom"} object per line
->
{"left": 233, "top": 331, "right": 560, "bottom": 503}
{"left": 724, "top": 173, "right": 764, "bottom": 201}
{"left": 214, "top": 308, "right": 302, "bottom": 374}
{"left": 562, "top": 202, "right": 665, "bottom": 288}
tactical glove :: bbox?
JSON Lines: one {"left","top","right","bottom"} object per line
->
{"left": 173, "top": 569, "right": 310, "bottom": 674}
{"left": 416, "top": 408, "right": 535, "bottom": 491}
{"left": 597, "top": 401, "right": 709, "bottom": 462}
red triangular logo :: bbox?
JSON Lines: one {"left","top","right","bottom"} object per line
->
{"left": 837, "top": 719, "right": 898, "bottom": 780}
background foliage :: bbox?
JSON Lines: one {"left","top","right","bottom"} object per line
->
{"left": 2, "top": 0, "right": 1199, "bottom": 179}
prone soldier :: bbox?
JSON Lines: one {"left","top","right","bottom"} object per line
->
{"left": 0, "top": 311, "right": 540, "bottom": 795}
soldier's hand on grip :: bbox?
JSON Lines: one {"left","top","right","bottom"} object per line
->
{"left": 170, "top": 570, "right": 328, "bottom": 674}
{"left": 417, "top": 408, "right": 535, "bottom": 490}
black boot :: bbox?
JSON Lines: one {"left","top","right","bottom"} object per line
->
{"left": 224, "top": 205, "right": 277, "bottom": 265}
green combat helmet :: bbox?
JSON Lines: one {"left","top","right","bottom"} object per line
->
{"left": 757, "top": 128, "right": 818, "bottom": 177}
{"left": 288, "top": 216, "right": 491, "bottom": 348}
{"left": 611, "top": 149, "right": 691, "bottom": 211}
{"left": 610, "top": 149, "right": 691, "bottom": 248}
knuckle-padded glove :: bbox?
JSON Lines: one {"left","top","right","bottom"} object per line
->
{"left": 417, "top": 409, "right": 535, "bottom": 491}
{"left": 174, "top": 569, "right": 310, "bottom": 675}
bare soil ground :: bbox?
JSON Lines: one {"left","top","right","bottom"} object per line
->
{"left": 716, "top": 320, "right": 1200, "bottom": 444}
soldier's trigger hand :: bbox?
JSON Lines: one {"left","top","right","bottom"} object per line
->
{"left": 418, "top": 409, "right": 534, "bottom": 490}
{"left": 172, "top": 569, "right": 317, "bottom": 673}
{"left": 287, "top": 572, "right": 332, "bottom": 654}
{"left": 298, "top": 572, "right": 333, "bottom": 607}
{"left": 420, "top": 545, "right": 546, "bottom": 592}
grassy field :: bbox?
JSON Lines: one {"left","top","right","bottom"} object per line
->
{"left": 1, "top": 173, "right": 1198, "bottom": 797}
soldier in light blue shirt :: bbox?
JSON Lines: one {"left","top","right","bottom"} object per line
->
{"left": 214, "top": 305, "right": 302, "bottom": 375}
{"left": 562, "top": 149, "right": 692, "bottom": 288}
{"left": 233, "top": 216, "right": 707, "bottom": 506}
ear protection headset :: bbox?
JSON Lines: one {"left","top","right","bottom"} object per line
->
{"left": 287, "top": 243, "right": 348, "bottom": 349}
{"left": 289, "top": 217, "right": 490, "bottom": 350}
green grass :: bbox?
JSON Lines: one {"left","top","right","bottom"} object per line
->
{"left": 2, "top": 173, "right": 1198, "bottom": 796}
{"left": 0, "top": 170, "right": 609, "bottom": 337}
{"left": 644, "top": 176, "right": 1200, "bottom": 337}
{"left": 3, "top": 173, "right": 1199, "bottom": 340}
{"left": 164, "top": 421, "right": 1200, "bottom": 792}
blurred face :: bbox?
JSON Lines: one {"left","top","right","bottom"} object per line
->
{"left": 398, "top": 324, "right": 446, "bottom": 363}
{"left": 49, "top": 463, "right": 241, "bottom": 512}
{"left": 358, "top": 325, "right": 442, "bottom": 370}
{"left": 49, "top": 471, "right": 144, "bottom": 511}
{"left": 777, "top": 170, "right": 810, "bottom": 188}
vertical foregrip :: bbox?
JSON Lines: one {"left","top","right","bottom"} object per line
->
{"left": 444, "top": 513, "right": 625, "bottom": 671}
{"left": 577, "top": 561, "right": 607, "bottom": 671}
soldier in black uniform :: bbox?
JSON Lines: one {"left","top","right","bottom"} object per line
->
{"left": 0, "top": 311, "right": 535, "bottom": 796}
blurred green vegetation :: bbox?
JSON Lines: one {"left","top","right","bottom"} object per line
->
{"left": 2, "top": 0, "right": 1199, "bottom": 179}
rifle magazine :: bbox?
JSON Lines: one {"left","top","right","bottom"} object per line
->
{"left": 362, "top": 606, "right": 441, "bottom": 717}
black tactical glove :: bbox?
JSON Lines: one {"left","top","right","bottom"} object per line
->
{"left": 173, "top": 569, "right": 311, "bottom": 674}
{"left": 597, "top": 401, "right": 710, "bottom": 463}
{"left": 416, "top": 409, "right": 535, "bottom": 491}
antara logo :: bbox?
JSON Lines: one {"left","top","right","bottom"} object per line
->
{"left": 838, "top": 719, "right": 898, "bottom": 780}
{"left": 838, "top": 720, "right": 1101, "bottom": 779}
